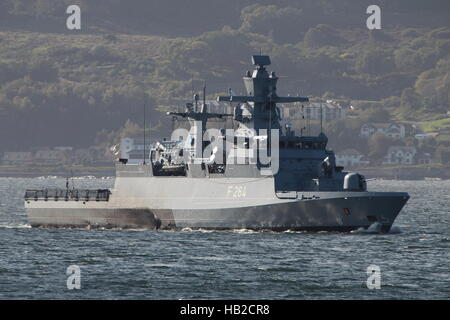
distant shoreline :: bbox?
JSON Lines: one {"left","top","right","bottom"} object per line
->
{"left": 357, "top": 166, "right": 450, "bottom": 180}
{"left": 0, "top": 164, "right": 448, "bottom": 180}
{"left": 0, "top": 165, "right": 115, "bottom": 178}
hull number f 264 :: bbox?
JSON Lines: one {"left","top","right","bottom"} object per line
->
{"left": 226, "top": 185, "right": 247, "bottom": 198}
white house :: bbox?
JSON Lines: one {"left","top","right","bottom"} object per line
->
{"left": 335, "top": 149, "right": 369, "bottom": 168}
{"left": 383, "top": 146, "right": 417, "bottom": 165}
{"left": 2, "top": 152, "right": 34, "bottom": 165}
{"left": 71, "top": 148, "right": 95, "bottom": 164}
{"left": 414, "top": 132, "right": 439, "bottom": 140}
{"left": 416, "top": 152, "right": 435, "bottom": 165}
{"left": 120, "top": 137, "right": 152, "bottom": 164}
{"left": 120, "top": 137, "right": 170, "bottom": 164}
{"left": 34, "top": 149, "right": 68, "bottom": 164}
{"left": 281, "top": 101, "right": 346, "bottom": 122}
{"left": 414, "top": 133, "right": 429, "bottom": 140}
{"left": 360, "top": 123, "right": 406, "bottom": 139}
{"left": 54, "top": 146, "right": 73, "bottom": 152}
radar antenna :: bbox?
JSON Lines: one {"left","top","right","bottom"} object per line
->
{"left": 143, "top": 102, "right": 146, "bottom": 164}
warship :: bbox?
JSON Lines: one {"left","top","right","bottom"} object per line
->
{"left": 25, "top": 55, "right": 409, "bottom": 232}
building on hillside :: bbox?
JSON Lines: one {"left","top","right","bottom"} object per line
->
{"left": 382, "top": 146, "right": 417, "bottom": 165}
{"left": 416, "top": 152, "right": 435, "bottom": 165}
{"left": 54, "top": 146, "right": 73, "bottom": 152}
{"left": 71, "top": 148, "right": 96, "bottom": 164}
{"left": 34, "top": 148, "right": 68, "bottom": 165}
{"left": 67, "top": 146, "right": 113, "bottom": 165}
{"left": 360, "top": 123, "right": 406, "bottom": 139}
{"left": 120, "top": 137, "right": 164, "bottom": 164}
{"left": 1, "top": 152, "right": 34, "bottom": 165}
{"left": 281, "top": 100, "right": 346, "bottom": 122}
{"left": 415, "top": 132, "right": 440, "bottom": 140}
{"left": 169, "top": 100, "right": 232, "bottom": 115}
{"left": 335, "top": 149, "right": 369, "bottom": 168}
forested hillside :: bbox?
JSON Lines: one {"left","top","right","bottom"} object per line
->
{"left": 0, "top": 0, "right": 448, "bottom": 155}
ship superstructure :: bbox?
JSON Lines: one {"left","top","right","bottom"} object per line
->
{"left": 25, "top": 56, "right": 409, "bottom": 232}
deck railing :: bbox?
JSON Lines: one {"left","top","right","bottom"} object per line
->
{"left": 25, "top": 189, "right": 111, "bottom": 202}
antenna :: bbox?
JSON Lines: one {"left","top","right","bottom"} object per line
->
{"left": 191, "top": 75, "right": 194, "bottom": 104}
{"left": 171, "top": 115, "right": 176, "bottom": 132}
{"left": 307, "top": 104, "right": 310, "bottom": 136}
{"left": 143, "top": 102, "right": 146, "bottom": 164}
{"left": 320, "top": 100, "right": 323, "bottom": 134}
{"left": 70, "top": 168, "right": 75, "bottom": 191}
{"left": 194, "top": 93, "right": 199, "bottom": 111}
{"left": 269, "top": 95, "right": 272, "bottom": 157}
{"left": 203, "top": 83, "right": 206, "bottom": 107}
{"left": 66, "top": 169, "right": 75, "bottom": 196}
{"left": 301, "top": 104, "right": 305, "bottom": 137}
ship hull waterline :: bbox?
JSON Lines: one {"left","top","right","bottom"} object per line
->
{"left": 26, "top": 192, "right": 409, "bottom": 233}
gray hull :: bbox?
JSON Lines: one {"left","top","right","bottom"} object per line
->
{"left": 26, "top": 176, "right": 409, "bottom": 232}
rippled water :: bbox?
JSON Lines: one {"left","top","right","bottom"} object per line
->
{"left": 0, "top": 177, "right": 448, "bottom": 299}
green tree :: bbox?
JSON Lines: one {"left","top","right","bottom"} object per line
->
{"left": 304, "top": 24, "right": 344, "bottom": 48}
{"left": 418, "top": 137, "right": 437, "bottom": 154}
{"left": 400, "top": 88, "right": 421, "bottom": 112}
{"left": 394, "top": 45, "right": 439, "bottom": 73}
{"left": 414, "top": 58, "right": 450, "bottom": 112}
{"left": 435, "top": 146, "right": 450, "bottom": 164}
{"left": 368, "top": 133, "right": 396, "bottom": 163}
{"left": 355, "top": 49, "right": 394, "bottom": 75}
{"left": 29, "top": 60, "right": 59, "bottom": 82}
{"left": 240, "top": 5, "right": 305, "bottom": 43}
{"left": 364, "top": 108, "right": 390, "bottom": 122}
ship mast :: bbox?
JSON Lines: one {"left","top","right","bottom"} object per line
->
{"left": 217, "top": 55, "right": 309, "bottom": 132}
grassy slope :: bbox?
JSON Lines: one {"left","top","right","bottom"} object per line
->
{"left": 419, "top": 118, "right": 450, "bottom": 132}
{"left": 0, "top": 26, "right": 448, "bottom": 151}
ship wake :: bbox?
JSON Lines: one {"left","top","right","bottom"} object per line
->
{"left": 351, "top": 222, "right": 403, "bottom": 234}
